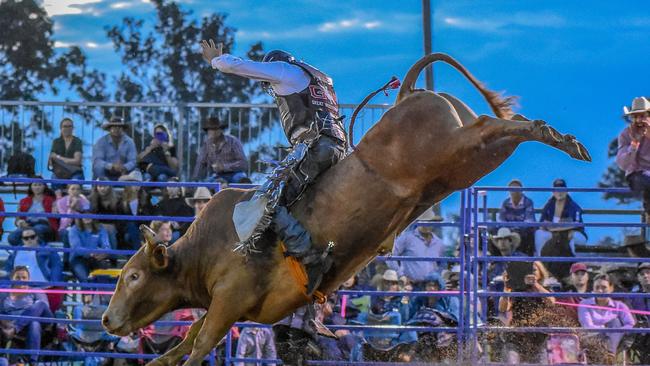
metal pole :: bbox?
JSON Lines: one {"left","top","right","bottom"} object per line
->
{"left": 422, "top": 0, "right": 434, "bottom": 90}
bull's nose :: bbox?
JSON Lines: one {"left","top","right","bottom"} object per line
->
{"left": 101, "top": 314, "right": 110, "bottom": 328}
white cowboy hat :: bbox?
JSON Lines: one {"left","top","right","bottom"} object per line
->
{"left": 185, "top": 187, "right": 213, "bottom": 206}
{"left": 118, "top": 170, "right": 143, "bottom": 182}
{"left": 490, "top": 227, "right": 521, "bottom": 248}
{"left": 382, "top": 269, "right": 399, "bottom": 282}
{"left": 623, "top": 97, "right": 650, "bottom": 116}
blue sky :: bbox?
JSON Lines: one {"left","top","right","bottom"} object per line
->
{"left": 43, "top": 0, "right": 650, "bottom": 241}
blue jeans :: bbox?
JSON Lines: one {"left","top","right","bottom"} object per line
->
{"left": 146, "top": 164, "right": 178, "bottom": 182}
{"left": 14, "top": 300, "right": 53, "bottom": 362}
{"left": 51, "top": 171, "right": 85, "bottom": 192}
{"left": 8, "top": 223, "right": 53, "bottom": 246}
{"left": 205, "top": 171, "right": 248, "bottom": 184}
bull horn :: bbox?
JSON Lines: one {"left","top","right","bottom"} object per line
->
{"left": 140, "top": 225, "right": 157, "bottom": 253}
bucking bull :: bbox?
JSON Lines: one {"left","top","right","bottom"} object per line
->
{"left": 102, "top": 53, "right": 590, "bottom": 365}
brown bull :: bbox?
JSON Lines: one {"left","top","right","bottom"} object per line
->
{"left": 102, "top": 53, "right": 590, "bottom": 366}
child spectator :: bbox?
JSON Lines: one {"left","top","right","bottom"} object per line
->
{"left": 138, "top": 123, "right": 179, "bottom": 181}
{"left": 54, "top": 183, "right": 90, "bottom": 240}
{"left": 68, "top": 218, "right": 111, "bottom": 282}
{"left": 8, "top": 178, "right": 58, "bottom": 245}
{"left": 150, "top": 220, "right": 173, "bottom": 245}
{"left": 153, "top": 177, "right": 193, "bottom": 238}
{"left": 88, "top": 178, "right": 121, "bottom": 248}
{"left": 0, "top": 267, "right": 53, "bottom": 365}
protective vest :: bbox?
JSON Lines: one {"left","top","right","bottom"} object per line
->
{"left": 275, "top": 61, "right": 346, "bottom": 145}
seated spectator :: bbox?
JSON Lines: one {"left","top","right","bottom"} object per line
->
{"left": 192, "top": 116, "right": 249, "bottom": 183}
{"left": 411, "top": 272, "right": 459, "bottom": 323}
{"left": 92, "top": 116, "right": 137, "bottom": 180}
{"left": 150, "top": 220, "right": 173, "bottom": 245}
{"left": 48, "top": 117, "right": 84, "bottom": 194}
{"left": 0, "top": 266, "right": 54, "bottom": 364}
{"left": 89, "top": 178, "right": 121, "bottom": 248}
{"left": 499, "top": 261, "right": 563, "bottom": 364}
{"left": 69, "top": 293, "right": 118, "bottom": 366}
{"left": 119, "top": 171, "right": 153, "bottom": 249}
{"left": 185, "top": 187, "right": 212, "bottom": 216}
{"left": 54, "top": 183, "right": 90, "bottom": 240}
{"left": 534, "top": 178, "right": 587, "bottom": 257}
{"left": 630, "top": 262, "right": 650, "bottom": 364}
{"left": 578, "top": 274, "right": 635, "bottom": 358}
{"left": 615, "top": 96, "right": 650, "bottom": 223}
{"left": 561, "top": 262, "right": 590, "bottom": 320}
{"left": 388, "top": 223, "right": 445, "bottom": 287}
{"left": 488, "top": 227, "right": 527, "bottom": 282}
{"left": 153, "top": 177, "right": 193, "bottom": 237}
{"left": 68, "top": 218, "right": 111, "bottom": 282}
{"left": 235, "top": 323, "right": 277, "bottom": 366}
{"left": 140, "top": 309, "right": 195, "bottom": 355}
{"left": 4, "top": 227, "right": 63, "bottom": 283}
{"left": 137, "top": 123, "right": 179, "bottom": 181}
{"left": 8, "top": 178, "right": 58, "bottom": 246}
{"left": 497, "top": 179, "right": 536, "bottom": 255}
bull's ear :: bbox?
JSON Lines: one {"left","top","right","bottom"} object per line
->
{"left": 150, "top": 244, "right": 169, "bottom": 271}
{"left": 140, "top": 225, "right": 157, "bottom": 254}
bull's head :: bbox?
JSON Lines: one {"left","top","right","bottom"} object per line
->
{"left": 102, "top": 225, "right": 177, "bottom": 336}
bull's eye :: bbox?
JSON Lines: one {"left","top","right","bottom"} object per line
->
{"left": 129, "top": 273, "right": 139, "bottom": 282}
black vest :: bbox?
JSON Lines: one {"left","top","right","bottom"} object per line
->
{"left": 275, "top": 61, "right": 346, "bottom": 145}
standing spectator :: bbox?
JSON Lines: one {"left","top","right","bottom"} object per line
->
{"left": 92, "top": 116, "right": 137, "bottom": 180}
{"left": 497, "top": 179, "right": 536, "bottom": 255}
{"left": 578, "top": 274, "right": 635, "bottom": 357}
{"left": 185, "top": 187, "right": 212, "bottom": 216}
{"left": 48, "top": 117, "right": 84, "bottom": 194}
{"left": 616, "top": 96, "right": 650, "bottom": 222}
{"left": 68, "top": 218, "right": 111, "bottom": 282}
{"left": 8, "top": 178, "right": 58, "bottom": 245}
{"left": 119, "top": 171, "right": 153, "bottom": 249}
{"left": 54, "top": 183, "right": 90, "bottom": 239}
{"left": 4, "top": 227, "right": 63, "bottom": 283}
{"left": 153, "top": 177, "right": 193, "bottom": 238}
{"left": 534, "top": 178, "right": 587, "bottom": 256}
{"left": 192, "top": 116, "right": 249, "bottom": 183}
{"left": 235, "top": 324, "right": 277, "bottom": 366}
{"left": 0, "top": 267, "right": 53, "bottom": 365}
{"left": 137, "top": 123, "right": 179, "bottom": 181}
{"left": 388, "top": 224, "right": 445, "bottom": 286}
{"left": 88, "top": 178, "right": 121, "bottom": 248}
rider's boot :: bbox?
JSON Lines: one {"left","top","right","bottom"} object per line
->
{"left": 272, "top": 206, "right": 332, "bottom": 295}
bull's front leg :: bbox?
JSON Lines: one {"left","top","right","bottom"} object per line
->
{"left": 183, "top": 290, "right": 245, "bottom": 366}
{"left": 145, "top": 315, "right": 206, "bottom": 366}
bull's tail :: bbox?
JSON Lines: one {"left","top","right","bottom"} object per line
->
{"left": 396, "top": 53, "right": 516, "bottom": 119}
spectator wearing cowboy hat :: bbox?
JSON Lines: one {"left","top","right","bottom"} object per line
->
{"left": 92, "top": 116, "right": 137, "bottom": 180}
{"left": 616, "top": 97, "right": 650, "bottom": 222}
{"left": 192, "top": 116, "right": 249, "bottom": 184}
{"left": 186, "top": 187, "right": 213, "bottom": 216}
{"left": 488, "top": 228, "right": 527, "bottom": 282}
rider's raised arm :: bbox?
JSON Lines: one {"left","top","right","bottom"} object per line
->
{"left": 211, "top": 54, "right": 309, "bottom": 95}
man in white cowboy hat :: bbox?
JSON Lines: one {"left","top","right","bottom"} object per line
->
{"left": 489, "top": 227, "right": 526, "bottom": 280}
{"left": 92, "top": 116, "right": 137, "bottom": 180}
{"left": 185, "top": 187, "right": 213, "bottom": 216}
{"left": 617, "top": 96, "right": 650, "bottom": 221}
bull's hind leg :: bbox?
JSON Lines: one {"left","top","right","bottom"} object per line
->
{"left": 467, "top": 115, "right": 591, "bottom": 161}
{"left": 145, "top": 315, "right": 206, "bottom": 366}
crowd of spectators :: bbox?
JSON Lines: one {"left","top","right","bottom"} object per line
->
{"left": 0, "top": 101, "right": 648, "bottom": 365}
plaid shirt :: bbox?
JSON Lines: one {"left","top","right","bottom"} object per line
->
{"left": 193, "top": 135, "right": 248, "bottom": 180}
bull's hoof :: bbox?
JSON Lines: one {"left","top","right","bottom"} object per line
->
{"left": 534, "top": 121, "right": 564, "bottom": 143}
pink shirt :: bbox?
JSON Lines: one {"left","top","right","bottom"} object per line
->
{"left": 55, "top": 195, "right": 90, "bottom": 230}
{"left": 616, "top": 127, "right": 650, "bottom": 176}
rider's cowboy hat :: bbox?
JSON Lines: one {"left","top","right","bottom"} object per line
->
{"left": 623, "top": 97, "right": 650, "bottom": 116}
{"left": 185, "top": 187, "right": 212, "bottom": 206}
{"left": 101, "top": 116, "right": 129, "bottom": 130}
{"left": 202, "top": 115, "right": 228, "bottom": 131}
{"left": 490, "top": 227, "right": 521, "bottom": 248}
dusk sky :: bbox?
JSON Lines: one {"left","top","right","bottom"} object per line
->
{"left": 41, "top": 0, "right": 650, "bottom": 240}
